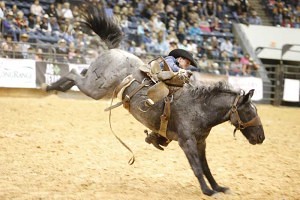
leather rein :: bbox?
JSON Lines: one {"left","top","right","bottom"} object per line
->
{"left": 230, "top": 94, "right": 262, "bottom": 135}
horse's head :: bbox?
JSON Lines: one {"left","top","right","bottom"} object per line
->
{"left": 230, "top": 89, "right": 265, "bottom": 145}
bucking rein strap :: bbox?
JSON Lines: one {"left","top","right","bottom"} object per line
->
{"left": 105, "top": 75, "right": 150, "bottom": 165}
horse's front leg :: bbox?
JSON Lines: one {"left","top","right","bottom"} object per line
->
{"left": 197, "top": 140, "right": 230, "bottom": 193}
{"left": 178, "top": 135, "right": 217, "bottom": 196}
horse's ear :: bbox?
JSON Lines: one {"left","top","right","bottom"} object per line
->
{"left": 242, "top": 89, "right": 255, "bottom": 104}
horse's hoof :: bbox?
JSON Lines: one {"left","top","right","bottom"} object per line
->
{"left": 203, "top": 188, "right": 217, "bottom": 196}
{"left": 214, "top": 186, "right": 230, "bottom": 194}
{"left": 41, "top": 83, "right": 49, "bottom": 92}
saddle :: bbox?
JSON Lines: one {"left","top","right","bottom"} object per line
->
{"left": 139, "top": 57, "right": 192, "bottom": 106}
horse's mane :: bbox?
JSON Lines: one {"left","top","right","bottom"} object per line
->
{"left": 188, "top": 81, "right": 240, "bottom": 100}
{"left": 79, "top": 3, "right": 123, "bottom": 49}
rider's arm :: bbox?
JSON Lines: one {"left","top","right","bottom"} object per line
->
{"left": 163, "top": 56, "right": 181, "bottom": 72}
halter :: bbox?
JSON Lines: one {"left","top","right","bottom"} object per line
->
{"left": 230, "top": 94, "right": 262, "bottom": 135}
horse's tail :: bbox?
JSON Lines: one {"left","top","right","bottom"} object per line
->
{"left": 79, "top": 3, "right": 123, "bottom": 49}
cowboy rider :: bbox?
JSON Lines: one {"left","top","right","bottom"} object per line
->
{"left": 145, "top": 48, "right": 199, "bottom": 150}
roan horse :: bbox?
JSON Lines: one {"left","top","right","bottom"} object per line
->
{"left": 44, "top": 4, "right": 265, "bottom": 196}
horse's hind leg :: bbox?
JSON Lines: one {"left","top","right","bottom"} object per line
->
{"left": 45, "top": 69, "right": 87, "bottom": 92}
{"left": 197, "top": 140, "right": 230, "bottom": 193}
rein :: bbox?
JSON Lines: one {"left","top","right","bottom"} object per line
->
{"left": 230, "top": 94, "right": 262, "bottom": 136}
{"left": 105, "top": 76, "right": 151, "bottom": 165}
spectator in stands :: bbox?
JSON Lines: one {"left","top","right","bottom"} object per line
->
{"left": 71, "top": 5, "right": 80, "bottom": 19}
{"left": 187, "top": 22, "right": 202, "bottom": 42}
{"left": 49, "top": 16, "right": 61, "bottom": 36}
{"left": 55, "top": 3, "right": 64, "bottom": 23}
{"left": 248, "top": 10, "right": 262, "bottom": 25}
{"left": 148, "top": 13, "right": 166, "bottom": 33}
{"left": 232, "top": 40, "right": 243, "bottom": 58}
{"left": 216, "top": 1, "right": 227, "bottom": 19}
{"left": 166, "top": 12, "right": 177, "bottom": 31}
{"left": 239, "top": 0, "right": 249, "bottom": 14}
{"left": 2, "top": 11, "right": 19, "bottom": 41}
{"left": 15, "top": 11, "right": 28, "bottom": 32}
{"left": 1, "top": 33, "right": 14, "bottom": 58}
{"left": 134, "top": 43, "right": 147, "bottom": 57}
{"left": 47, "top": 3, "right": 58, "bottom": 18}
{"left": 186, "top": 38, "right": 198, "bottom": 55}
{"left": 168, "top": 39, "right": 178, "bottom": 52}
{"left": 220, "top": 15, "right": 233, "bottom": 33}
{"left": 0, "top": 1, "right": 6, "bottom": 20}
{"left": 178, "top": 39, "right": 189, "bottom": 51}
{"left": 68, "top": 42, "right": 77, "bottom": 63}
{"left": 177, "top": 20, "right": 187, "bottom": 42}
{"left": 198, "top": 53, "right": 213, "bottom": 72}
{"left": 56, "top": 39, "right": 68, "bottom": 62}
{"left": 210, "top": 45, "right": 221, "bottom": 60}
{"left": 203, "top": 0, "right": 217, "bottom": 19}
{"left": 199, "top": 15, "right": 211, "bottom": 33}
{"left": 220, "top": 37, "right": 233, "bottom": 58}
{"left": 11, "top": 4, "right": 19, "bottom": 17}
{"left": 229, "top": 56, "right": 243, "bottom": 76}
{"left": 35, "top": 48, "right": 44, "bottom": 61}
{"left": 210, "top": 16, "right": 221, "bottom": 32}
{"left": 30, "top": 0, "right": 44, "bottom": 17}
{"left": 188, "top": 6, "right": 200, "bottom": 24}
{"left": 40, "top": 14, "right": 52, "bottom": 35}
{"left": 165, "top": 1, "right": 176, "bottom": 16}
{"left": 209, "top": 62, "right": 221, "bottom": 75}
{"left": 74, "top": 31, "right": 87, "bottom": 54}
{"left": 33, "top": 15, "right": 42, "bottom": 31}
{"left": 27, "top": 13, "right": 36, "bottom": 30}
{"left": 166, "top": 29, "right": 179, "bottom": 44}
{"left": 219, "top": 52, "right": 231, "bottom": 75}
{"left": 152, "top": 31, "right": 169, "bottom": 55}
{"left": 18, "top": 33, "right": 31, "bottom": 59}
{"left": 243, "top": 57, "right": 259, "bottom": 76}
{"left": 62, "top": 2, "right": 73, "bottom": 20}
{"left": 240, "top": 52, "right": 250, "bottom": 71}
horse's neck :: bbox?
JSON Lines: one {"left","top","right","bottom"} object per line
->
{"left": 205, "top": 93, "right": 236, "bottom": 127}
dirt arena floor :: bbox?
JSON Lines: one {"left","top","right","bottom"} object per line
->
{"left": 0, "top": 91, "right": 299, "bottom": 200}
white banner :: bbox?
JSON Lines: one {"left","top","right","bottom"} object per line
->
{"left": 0, "top": 58, "right": 36, "bottom": 88}
{"left": 228, "top": 76, "right": 263, "bottom": 101}
{"left": 283, "top": 79, "right": 300, "bottom": 102}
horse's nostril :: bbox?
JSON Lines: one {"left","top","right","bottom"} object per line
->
{"left": 258, "top": 134, "right": 265, "bottom": 142}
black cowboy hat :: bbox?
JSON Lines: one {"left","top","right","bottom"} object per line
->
{"left": 168, "top": 48, "right": 198, "bottom": 67}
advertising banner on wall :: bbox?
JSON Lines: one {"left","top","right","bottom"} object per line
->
{"left": 0, "top": 58, "right": 36, "bottom": 88}
{"left": 283, "top": 79, "right": 300, "bottom": 102}
{"left": 228, "top": 76, "right": 263, "bottom": 101}
{"left": 36, "top": 62, "right": 69, "bottom": 87}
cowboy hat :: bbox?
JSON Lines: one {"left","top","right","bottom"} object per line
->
{"left": 168, "top": 49, "right": 198, "bottom": 67}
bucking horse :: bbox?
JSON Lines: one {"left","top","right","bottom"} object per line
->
{"left": 43, "top": 3, "right": 265, "bottom": 196}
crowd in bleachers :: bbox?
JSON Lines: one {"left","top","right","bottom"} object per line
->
{"left": 0, "top": 0, "right": 298, "bottom": 77}
{"left": 263, "top": 0, "right": 300, "bottom": 27}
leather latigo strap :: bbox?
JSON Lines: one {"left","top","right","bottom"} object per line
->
{"left": 122, "top": 80, "right": 150, "bottom": 110}
{"left": 159, "top": 97, "right": 171, "bottom": 141}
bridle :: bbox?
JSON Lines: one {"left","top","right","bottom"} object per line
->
{"left": 230, "top": 94, "right": 262, "bottom": 135}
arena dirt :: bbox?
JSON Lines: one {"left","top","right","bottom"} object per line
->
{"left": 0, "top": 94, "right": 299, "bottom": 200}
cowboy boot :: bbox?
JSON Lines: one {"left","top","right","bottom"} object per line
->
{"left": 144, "top": 130, "right": 170, "bottom": 151}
